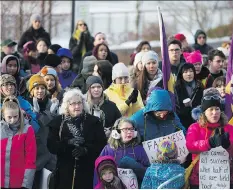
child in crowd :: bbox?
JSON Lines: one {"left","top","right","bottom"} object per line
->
{"left": 1, "top": 96, "right": 36, "bottom": 189}
{"left": 57, "top": 48, "right": 77, "bottom": 89}
{"left": 95, "top": 156, "right": 126, "bottom": 189}
{"left": 36, "top": 38, "right": 49, "bottom": 66}
{"left": 141, "top": 139, "right": 185, "bottom": 189}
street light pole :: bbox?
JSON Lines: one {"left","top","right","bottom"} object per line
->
{"left": 71, "top": 0, "right": 75, "bottom": 35}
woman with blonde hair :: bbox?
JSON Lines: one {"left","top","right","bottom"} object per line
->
{"left": 1, "top": 96, "right": 36, "bottom": 189}
{"left": 47, "top": 88, "right": 106, "bottom": 188}
{"left": 69, "top": 20, "right": 94, "bottom": 73}
{"left": 186, "top": 88, "right": 233, "bottom": 189}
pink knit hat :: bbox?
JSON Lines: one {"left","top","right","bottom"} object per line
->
{"left": 183, "top": 50, "right": 202, "bottom": 64}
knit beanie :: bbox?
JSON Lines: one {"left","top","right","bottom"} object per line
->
{"left": 98, "top": 160, "right": 117, "bottom": 178}
{"left": 141, "top": 50, "right": 159, "bottom": 67}
{"left": 57, "top": 48, "right": 73, "bottom": 60}
{"left": 81, "top": 55, "right": 97, "bottom": 74}
{"left": 183, "top": 50, "right": 202, "bottom": 64}
{"left": 48, "top": 44, "right": 62, "bottom": 54}
{"left": 28, "top": 74, "right": 47, "bottom": 92}
{"left": 23, "top": 41, "right": 37, "bottom": 53}
{"left": 86, "top": 76, "right": 103, "bottom": 89}
{"left": 44, "top": 54, "right": 61, "bottom": 68}
{"left": 30, "top": 14, "right": 42, "bottom": 23}
{"left": 112, "top": 62, "right": 129, "bottom": 81}
{"left": 40, "top": 66, "right": 57, "bottom": 78}
{"left": 133, "top": 52, "right": 145, "bottom": 67}
{"left": 157, "top": 139, "right": 178, "bottom": 161}
{"left": 201, "top": 87, "right": 221, "bottom": 112}
{"left": 174, "top": 33, "right": 186, "bottom": 42}
{"left": 0, "top": 74, "right": 16, "bottom": 87}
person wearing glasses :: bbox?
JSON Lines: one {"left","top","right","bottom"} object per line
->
{"left": 192, "top": 29, "right": 213, "bottom": 55}
{"left": 186, "top": 88, "right": 233, "bottom": 189}
{"left": 69, "top": 20, "right": 94, "bottom": 73}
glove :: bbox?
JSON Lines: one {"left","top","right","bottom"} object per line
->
{"left": 68, "top": 137, "right": 85, "bottom": 146}
{"left": 125, "top": 89, "right": 138, "bottom": 105}
{"left": 209, "top": 128, "right": 221, "bottom": 148}
{"left": 50, "top": 98, "right": 59, "bottom": 114}
{"left": 33, "top": 97, "right": 40, "bottom": 113}
{"left": 72, "top": 146, "right": 87, "bottom": 158}
{"left": 220, "top": 128, "right": 231, "bottom": 149}
{"left": 104, "top": 127, "right": 111, "bottom": 138}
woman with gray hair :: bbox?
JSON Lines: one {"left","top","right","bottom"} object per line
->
{"left": 47, "top": 88, "right": 106, "bottom": 188}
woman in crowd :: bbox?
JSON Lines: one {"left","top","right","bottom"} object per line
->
{"left": 130, "top": 89, "right": 186, "bottom": 141}
{"left": 212, "top": 76, "right": 226, "bottom": 98}
{"left": 47, "top": 88, "right": 106, "bottom": 188}
{"left": 69, "top": 20, "right": 94, "bottom": 73}
{"left": 36, "top": 38, "right": 49, "bottom": 67}
{"left": 175, "top": 63, "right": 204, "bottom": 129}
{"left": 85, "top": 76, "right": 121, "bottom": 137}
{"left": 136, "top": 50, "right": 163, "bottom": 103}
{"left": 92, "top": 60, "right": 113, "bottom": 90}
{"left": 183, "top": 50, "right": 214, "bottom": 88}
{"left": 1, "top": 96, "right": 36, "bottom": 189}
{"left": 105, "top": 62, "right": 144, "bottom": 117}
{"left": 92, "top": 43, "right": 113, "bottom": 65}
{"left": 186, "top": 89, "right": 233, "bottom": 189}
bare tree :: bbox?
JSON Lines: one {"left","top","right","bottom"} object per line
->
{"left": 135, "top": 1, "right": 142, "bottom": 40}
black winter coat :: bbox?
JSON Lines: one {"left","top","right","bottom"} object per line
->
{"left": 78, "top": 50, "right": 118, "bottom": 74}
{"left": 47, "top": 113, "right": 107, "bottom": 189}
{"left": 17, "top": 26, "right": 51, "bottom": 53}
{"left": 69, "top": 31, "right": 94, "bottom": 73}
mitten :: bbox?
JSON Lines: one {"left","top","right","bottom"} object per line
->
{"left": 33, "top": 97, "right": 40, "bottom": 113}
{"left": 50, "top": 98, "right": 59, "bottom": 114}
{"left": 221, "top": 130, "right": 231, "bottom": 149}
{"left": 125, "top": 89, "right": 138, "bottom": 105}
{"left": 209, "top": 128, "right": 221, "bottom": 148}
{"left": 72, "top": 146, "right": 87, "bottom": 158}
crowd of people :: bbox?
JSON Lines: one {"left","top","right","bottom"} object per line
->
{"left": 0, "top": 13, "right": 233, "bottom": 189}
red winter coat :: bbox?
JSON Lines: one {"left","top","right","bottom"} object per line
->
{"left": 0, "top": 121, "right": 36, "bottom": 188}
{"left": 186, "top": 122, "right": 233, "bottom": 186}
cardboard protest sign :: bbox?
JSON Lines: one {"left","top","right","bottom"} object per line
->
{"left": 142, "top": 131, "right": 188, "bottom": 163}
{"left": 199, "top": 146, "right": 230, "bottom": 189}
{"left": 117, "top": 168, "right": 138, "bottom": 189}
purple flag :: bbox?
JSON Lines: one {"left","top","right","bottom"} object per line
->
{"left": 225, "top": 34, "right": 233, "bottom": 120}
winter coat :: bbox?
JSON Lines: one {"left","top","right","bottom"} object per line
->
{"left": 192, "top": 29, "right": 213, "bottom": 55}
{"left": 27, "top": 96, "right": 57, "bottom": 171}
{"left": 17, "top": 26, "right": 51, "bottom": 53}
{"left": 104, "top": 83, "right": 144, "bottom": 117}
{"left": 196, "top": 66, "right": 214, "bottom": 89}
{"left": 58, "top": 70, "right": 77, "bottom": 89}
{"left": 94, "top": 156, "right": 126, "bottom": 189}
{"left": 70, "top": 73, "right": 92, "bottom": 94}
{"left": 130, "top": 89, "right": 186, "bottom": 141}
{"left": 186, "top": 122, "right": 233, "bottom": 186}
{"left": 78, "top": 50, "right": 118, "bottom": 74}
{"left": 47, "top": 113, "right": 107, "bottom": 189}
{"left": 0, "top": 121, "right": 36, "bottom": 189}
{"left": 69, "top": 32, "right": 94, "bottom": 73}
{"left": 141, "top": 161, "right": 185, "bottom": 189}
{"left": 175, "top": 78, "right": 204, "bottom": 129}
{"left": 85, "top": 94, "right": 121, "bottom": 130}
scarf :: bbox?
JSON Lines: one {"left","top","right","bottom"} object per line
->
{"left": 73, "top": 29, "right": 86, "bottom": 56}
{"left": 148, "top": 68, "right": 163, "bottom": 91}
{"left": 9, "top": 120, "right": 20, "bottom": 135}
{"left": 64, "top": 114, "right": 84, "bottom": 139}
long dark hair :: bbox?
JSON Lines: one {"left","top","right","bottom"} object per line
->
{"left": 92, "top": 43, "right": 113, "bottom": 64}
{"left": 136, "top": 41, "right": 151, "bottom": 52}
{"left": 137, "top": 67, "right": 149, "bottom": 101}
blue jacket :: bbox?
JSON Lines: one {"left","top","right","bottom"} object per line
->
{"left": 0, "top": 96, "right": 40, "bottom": 133}
{"left": 141, "top": 162, "right": 185, "bottom": 189}
{"left": 130, "top": 90, "right": 186, "bottom": 141}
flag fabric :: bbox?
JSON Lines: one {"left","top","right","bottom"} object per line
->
{"left": 225, "top": 34, "right": 233, "bottom": 123}
{"left": 157, "top": 7, "right": 175, "bottom": 110}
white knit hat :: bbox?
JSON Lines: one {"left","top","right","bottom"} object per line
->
{"left": 112, "top": 62, "right": 129, "bottom": 81}
{"left": 141, "top": 50, "right": 159, "bottom": 67}
{"left": 133, "top": 52, "right": 145, "bottom": 67}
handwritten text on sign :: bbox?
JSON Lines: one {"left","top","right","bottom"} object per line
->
{"left": 199, "top": 147, "right": 230, "bottom": 189}
{"left": 117, "top": 168, "right": 138, "bottom": 189}
{"left": 142, "top": 131, "right": 188, "bottom": 163}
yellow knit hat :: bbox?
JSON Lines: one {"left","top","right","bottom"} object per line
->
{"left": 28, "top": 74, "right": 47, "bottom": 92}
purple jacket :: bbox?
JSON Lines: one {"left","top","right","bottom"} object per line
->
{"left": 58, "top": 70, "right": 77, "bottom": 89}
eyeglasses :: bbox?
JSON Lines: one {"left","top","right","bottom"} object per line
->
{"left": 202, "top": 95, "right": 220, "bottom": 101}
{"left": 168, "top": 48, "right": 180, "bottom": 52}
{"left": 119, "top": 128, "right": 135, "bottom": 133}
{"left": 69, "top": 101, "right": 82, "bottom": 106}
